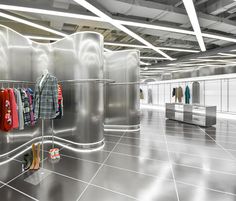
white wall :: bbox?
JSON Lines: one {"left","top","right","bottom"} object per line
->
{"left": 141, "top": 77, "right": 236, "bottom": 114}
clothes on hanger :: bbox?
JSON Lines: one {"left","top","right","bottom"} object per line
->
{"left": 34, "top": 73, "right": 59, "bottom": 119}
{"left": 192, "top": 81, "right": 200, "bottom": 104}
{"left": 140, "top": 89, "right": 144, "bottom": 99}
{"left": 20, "top": 88, "right": 31, "bottom": 126}
{"left": 55, "top": 84, "right": 63, "bottom": 119}
{"left": 26, "top": 88, "right": 36, "bottom": 126}
{"left": 185, "top": 85, "right": 190, "bottom": 104}
{"left": 176, "top": 86, "right": 183, "bottom": 103}
{"left": 0, "top": 87, "right": 38, "bottom": 132}
{"left": 8, "top": 88, "right": 19, "bottom": 129}
{"left": 148, "top": 88, "right": 152, "bottom": 104}
{"left": 172, "top": 88, "right": 176, "bottom": 97}
{"left": 14, "top": 88, "right": 24, "bottom": 130}
{"left": 0, "top": 89, "right": 12, "bottom": 132}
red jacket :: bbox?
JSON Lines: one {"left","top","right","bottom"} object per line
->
{"left": 8, "top": 88, "right": 19, "bottom": 129}
{"left": 0, "top": 89, "right": 13, "bottom": 132}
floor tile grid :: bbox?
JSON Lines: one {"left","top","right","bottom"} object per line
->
{"left": 160, "top": 116, "right": 180, "bottom": 201}
{"left": 107, "top": 150, "right": 236, "bottom": 177}
{"left": 76, "top": 130, "right": 139, "bottom": 201}
{"left": 162, "top": 124, "right": 236, "bottom": 198}
{"left": 122, "top": 133, "right": 236, "bottom": 148}
{"left": 0, "top": 156, "right": 49, "bottom": 189}
{"left": 142, "top": 111, "right": 236, "bottom": 198}
{"left": 198, "top": 127, "right": 236, "bottom": 161}
{"left": 112, "top": 139, "right": 236, "bottom": 163}
{"left": 118, "top": 135, "right": 236, "bottom": 152}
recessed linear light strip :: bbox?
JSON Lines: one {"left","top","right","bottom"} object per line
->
{"left": 0, "top": 4, "right": 236, "bottom": 43}
{"left": 0, "top": 12, "right": 67, "bottom": 37}
{"left": 140, "top": 56, "right": 175, "bottom": 60}
{"left": 72, "top": 0, "right": 173, "bottom": 60}
{"left": 182, "top": 0, "right": 206, "bottom": 51}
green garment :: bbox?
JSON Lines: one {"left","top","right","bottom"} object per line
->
{"left": 185, "top": 85, "right": 190, "bottom": 104}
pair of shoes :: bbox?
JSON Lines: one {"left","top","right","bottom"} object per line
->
{"left": 23, "top": 152, "right": 33, "bottom": 171}
{"left": 49, "top": 148, "right": 60, "bottom": 160}
{"left": 30, "top": 143, "right": 41, "bottom": 170}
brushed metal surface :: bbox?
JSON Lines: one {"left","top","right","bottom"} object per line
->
{"left": 0, "top": 25, "right": 104, "bottom": 156}
{"left": 104, "top": 50, "right": 140, "bottom": 127}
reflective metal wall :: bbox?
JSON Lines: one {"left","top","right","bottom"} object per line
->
{"left": 104, "top": 50, "right": 140, "bottom": 130}
{"left": 0, "top": 25, "right": 104, "bottom": 158}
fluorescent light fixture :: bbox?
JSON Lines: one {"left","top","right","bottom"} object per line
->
{"left": 231, "top": 49, "right": 236, "bottom": 52}
{"left": 104, "top": 48, "right": 112, "bottom": 52}
{"left": 0, "top": 12, "right": 67, "bottom": 37}
{"left": 141, "top": 56, "right": 175, "bottom": 60}
{"left": 159, "top": 47, "right": 199, "bottom": 53}
{"left": 0, "top": 4, "right": 102, "bottom": 22}
{"left": 104, "top": 42, "right": 200, "bottom": 53}
{"left": 0, "top": 4, "right": 236, "bottom": 44}
{"left": 25, "top": 35, "right": 61, "bottom": 41}
{"left": 218, "top": 53, "right": 236, "bottom": 57}
{"left": 202, "top": 33, "right": 236, "bottom": 43}
{"left": 182, "top": 0, "right": 206, "bottom": 51}
{"left": 140, "top": 61, "right": 152, "bottom": 66}
{"left": 73, "top": 0, "right": 173, "bottom": 60}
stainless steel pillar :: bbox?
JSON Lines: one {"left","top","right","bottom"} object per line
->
{"left": 104, "top": 50, "right": 140, "bottom": 131}
{"left": 0, "top": 25, "right": 105, "bottom": 160}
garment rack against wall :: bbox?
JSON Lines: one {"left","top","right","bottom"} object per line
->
{"left": 0, "top": 78, "right": 116, "bottom": 166}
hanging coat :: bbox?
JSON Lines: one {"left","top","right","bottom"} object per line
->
{"left": 8, "top": 88, "right": 19, "bottom": 129}
{"left": 26, "top": 88, "right": 36, "bottom": 126}
{"left": 14, "top": 89, "right": 24, "bottom": 130}
{"left": 55, "top": 84, "right": 63, "bottom": 119}
{"left": 172, "top": 88, "right": 176, "bottom": 97}
{"left": 20, "top": 88, "right": 31, "bottom": 126}
{"left": 185, "top": 85, "right": 190, "bottom": 104}
{"left": 177, "top": 86, "right": 183, "bottom": 103}
{"left": 192, "top": 81, "right": 200, "bottom": 104}
{"left": 0, "top": 89, "right": 12, "bottom": 132}
{"left": 34, "top": 73, "right": 58, "bottom": 119}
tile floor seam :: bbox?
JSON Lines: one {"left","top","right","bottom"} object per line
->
{"left": 120, "top": 134, "right": 236, "bottom": 146}
{"left": 3, "top": 183, "right": 39, "bottom": 201}
{"left": 176, "top": 180, "right": 236, "bottom": 197}
{"left": 43, "top": 166, "right": 140, "bottom": 200}
{"left": 117, "top": 136, "right": 236, "bottom": 151}
{"left": 199, "top": 127, "right": 236, "bottom": 161}
{"left": 89, "top": 183, "right": 140, "bottom": 201}
{"left": 114, "top": 141, "right": 236, "bottom": 162}
{"left": 76, "top": 130, "right": 127, "bottom": 201}
{"left": 106, "top": 151, "right": 236, "bottom": 176}
{"left": 41, "top": 148, "right": 236, "bottom": 189}
{"left": 161, "top": 119, "right": 180, "bottom": 201}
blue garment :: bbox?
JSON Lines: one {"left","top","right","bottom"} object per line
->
{"left": 185, "top": 86, "right": 190, "bottom": 104}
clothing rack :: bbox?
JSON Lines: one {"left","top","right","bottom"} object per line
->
{"left": 0, "top": 78, "right": 116, "bottom": 170}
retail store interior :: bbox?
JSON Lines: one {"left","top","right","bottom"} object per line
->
{"left": 0, "top": 0, "right": 236, "bottom": 200}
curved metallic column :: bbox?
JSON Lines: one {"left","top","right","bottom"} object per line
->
{"left": 0, "top": 25, "right": 105, "bottom": 159}
{"left": 104, "top": 50, "right": 140, "bottom": 131}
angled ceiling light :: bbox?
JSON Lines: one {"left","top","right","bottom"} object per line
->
{"left": 140, "top": 61, "right": 152, "bottom": 66}
{"left": 104, "top": 42, "right": 200, "bottom": 53}
{"left": 182, "top": 0, "right": 206, "bottom": 51}
{"left": 0, "top": 5, "right": 236, "bottom": 44}
{"left": 218, "top": 53, "right": 236, "bottom": 57}
{"left": 141, "top": 56, "right": 176, "bottom": 60}
{"left": 0, "top": 4, "right": 102, "bottom": 22}
{"left": 0, "top": 12, "right": 67, "bottom": 37}
{"left": 72, "top": 0, "right": 173, "bottom": 60}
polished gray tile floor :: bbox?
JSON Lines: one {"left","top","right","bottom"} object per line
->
{"left": 0, "top": 109, "right": 236, "bottom": 200}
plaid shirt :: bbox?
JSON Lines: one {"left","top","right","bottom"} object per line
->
{"left": 19, "top": 88, "right": 31, "bottom": 126}
{"left": 34, "top": 74, "right": 58, "bottom": 119}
